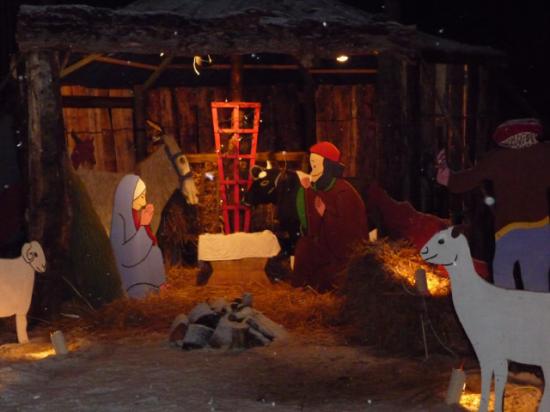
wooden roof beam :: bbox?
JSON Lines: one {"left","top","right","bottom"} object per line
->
{"left": 60, "top": 53, "right": 102, "bottom": 78}
{"left": 76, "top": 56, "right": 379, "bottom": 75}
{"left": 142, "top": 54, "right": 174, "bottom": 91}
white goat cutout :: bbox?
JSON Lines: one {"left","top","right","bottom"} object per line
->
{"left": 0, "top": 241, "right": 46, "bottom": 343}
{"left": 421, "top": 227, "right": 550, "bottom": 412}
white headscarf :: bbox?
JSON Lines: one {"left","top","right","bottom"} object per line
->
{"left": 133, "top": 178, "right": 146, "bottom": 200}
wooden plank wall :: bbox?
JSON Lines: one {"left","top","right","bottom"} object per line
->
{"left": 147, "top": 85, "right": 306, "bottom": 155}
{"left": 61, "top": 86, "right": 135, "bottom": 173}
{"left": 315, "top": 84, "right": 377, "bottom": 180}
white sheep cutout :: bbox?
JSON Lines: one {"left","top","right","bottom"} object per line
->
{"left": 421, "top": 226, "right": 550, "bottom": 412}
{"left": 0, "top": 241, "right": 46, "bottom": 343}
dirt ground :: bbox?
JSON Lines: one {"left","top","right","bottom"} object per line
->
{"left": 0, "top": 330, "right": 543, "bottom": 412}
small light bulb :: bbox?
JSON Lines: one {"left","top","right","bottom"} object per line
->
{"left": 336, "top": 55, "right": 349, "bottom": 63}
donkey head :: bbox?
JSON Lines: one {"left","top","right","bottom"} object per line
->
{"left": 159, "top": 133, "right": 199, "bottom": 205}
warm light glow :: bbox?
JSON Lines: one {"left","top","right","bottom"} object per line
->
{"left": 26, "top": 348, "right": 56, "bottom": 360}
{"left": 336, "top": 55, "right": 349, "bottom": 63}
{"left": 159, "top": 51, "right": 165, "bottom": 57}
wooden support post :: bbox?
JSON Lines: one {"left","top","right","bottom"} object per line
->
{"left": 25, "top": 50, "right": 71, "bottom": 314}
{"left": 376, "top": 53, "right": 404, "bottom": 199}
{"left": 133, "top": 85, "right": 148, "bottom": 161}
{"left": 230, "top": 55, "right": 243, "bottom": 101}
{"left": 299, "top": 64, "right": 317, "bottom": 149}
{"left": 405, "top": 63, "right": 421, "bottom": 207}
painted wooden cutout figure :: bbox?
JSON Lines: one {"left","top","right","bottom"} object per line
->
{"left": 291, "top": 141, "right": 368, "bottom": 291}
{"left": 436, "top": 118, "right": 550, "bottom": 291}
{"left": 77, "top": 132, "right": 199, "bottom": 236}
{"left": 0, "top": 241, "right": 46, "bottom": 343}
{"left": 421, "top": 227, "right": 550, "bottom": 412}
{"left": 110, "top": 174, "right": 166, "bottom": 298}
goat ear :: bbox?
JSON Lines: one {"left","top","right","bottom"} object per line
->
{"left": 22, "top": 243, "right": 33, "bottom": 263}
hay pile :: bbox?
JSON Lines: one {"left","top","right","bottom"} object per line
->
{"left": 339, "top": 239, "right": 470, "bottom": 355}
{"left": 56, "top": 265, "right": 344, "bottom": 344}
{"left": 53, "top": 238, "right": 470, "bottom": 355}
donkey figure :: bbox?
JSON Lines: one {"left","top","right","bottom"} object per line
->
{"left": 243, "top": 162, "right": 302, "bottom": 256}
{"left": 76, "top": 132, "right": 199, "bottom": 235}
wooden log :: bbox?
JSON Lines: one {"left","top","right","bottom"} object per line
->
{"left": 376, "top": 53, "right": 404, "bottom": 199}
{"left": 181, "top": 324, "right": 214, "bottom": 350}
{"left": 404, "top": 63, "right": 421, "bottom": 206}
{"left": 184, "top": 151, "right": 306, "bottom": 164}
{"left": 168, "top": 313, "right": 189, "bottom": 346}
{"left": 299, "top": 64, "right": 317, "bottom": 149}
{"left": 26, "top": 50, "right": 72, "bottom": 315}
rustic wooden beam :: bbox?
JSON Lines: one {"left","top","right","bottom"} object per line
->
{"left": 61, "top": 95, "right": 133, "bottom": 108}
{"left": 95, "top": 56, "right": 158, "bottom": 71}
{"left": 75, "top": 55, "right": 379, "bottom": 75}
{"left": 309, "top": 68, "right": 377, "bottom": 74}
{"left": 185, "top": 151, "right": 306, "bottom": 164}
{"left": 60, "top": 53, "right": 102, "bottom": 78}
{"left": 142, "top": 54, "right": 174, "bottom": 91}
{"left": 26, "top": 50, "right": 72, "bottom": 313}
{"left": 230, "top": 55, "right": 243, "bottom": 101}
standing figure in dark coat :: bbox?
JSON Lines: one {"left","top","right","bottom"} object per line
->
{"left": 291, "top": 142, "right": 369, "bottom": 291}
{"left": 436, "top": 118, "right": 550, "bottom": 291}
{"left": 110, "top": 174, "right": 166, "bottom": 298}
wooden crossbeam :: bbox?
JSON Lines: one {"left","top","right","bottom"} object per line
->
{"left": 142, "top": 55, "right": 174, "bottom": 91}
{"left": 87, "top": 56, "right": 378, "bottom": 75}
{"left": 185, "top": 151, "right": 306, "bottom": 164}
{"left": 95, "top": 56, "right": 158, "bottom": 71}
{"left": 60, "top": 53, "right": 102, "bottom": 78}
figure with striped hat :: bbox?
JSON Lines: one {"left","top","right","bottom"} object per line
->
{"left": 436, "top": 118, "right": 550, "bottom": 291}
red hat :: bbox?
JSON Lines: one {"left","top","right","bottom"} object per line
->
{"left": 492, "top": 118, "right": 542, "bottom": 145}
{"left": 309, "top": 141, "right": 341, "bottom": 162}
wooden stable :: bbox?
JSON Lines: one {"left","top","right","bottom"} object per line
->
{"left": 13, "top": 0, "right": 506, "bottom": 299}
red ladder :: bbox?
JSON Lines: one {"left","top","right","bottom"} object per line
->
{"left": 211, "top": 102, "right": 261, "bottom": 233}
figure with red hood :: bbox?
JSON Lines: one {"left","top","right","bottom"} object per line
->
{"left": 436, "top": 118, "right": 550, "bottom": 291}
{"left": 291, "top": 141, "right": 369, "bottom": 291}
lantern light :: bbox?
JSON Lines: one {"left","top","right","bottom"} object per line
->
{"left": 336, "top": 55, "right": 349, "bottom": 63}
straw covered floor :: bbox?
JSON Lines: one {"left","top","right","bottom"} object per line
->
{"left": 9, "top": 239, "right": 470, "bottom": 356}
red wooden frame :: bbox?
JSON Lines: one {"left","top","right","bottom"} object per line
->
{"left": 211, "top": 102, "right": 261, "bottom": 233}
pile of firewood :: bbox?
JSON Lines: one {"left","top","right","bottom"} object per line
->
{"left": 169, "top": 293, "right": 288, "bottom": 350}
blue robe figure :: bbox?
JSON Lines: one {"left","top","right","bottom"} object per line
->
{"left": 110, "top": 174, "right": 166, "bottom": 298}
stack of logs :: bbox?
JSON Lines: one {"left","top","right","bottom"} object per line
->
{"left": 169, "top": 293, "right": 288, "bottom": 350}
